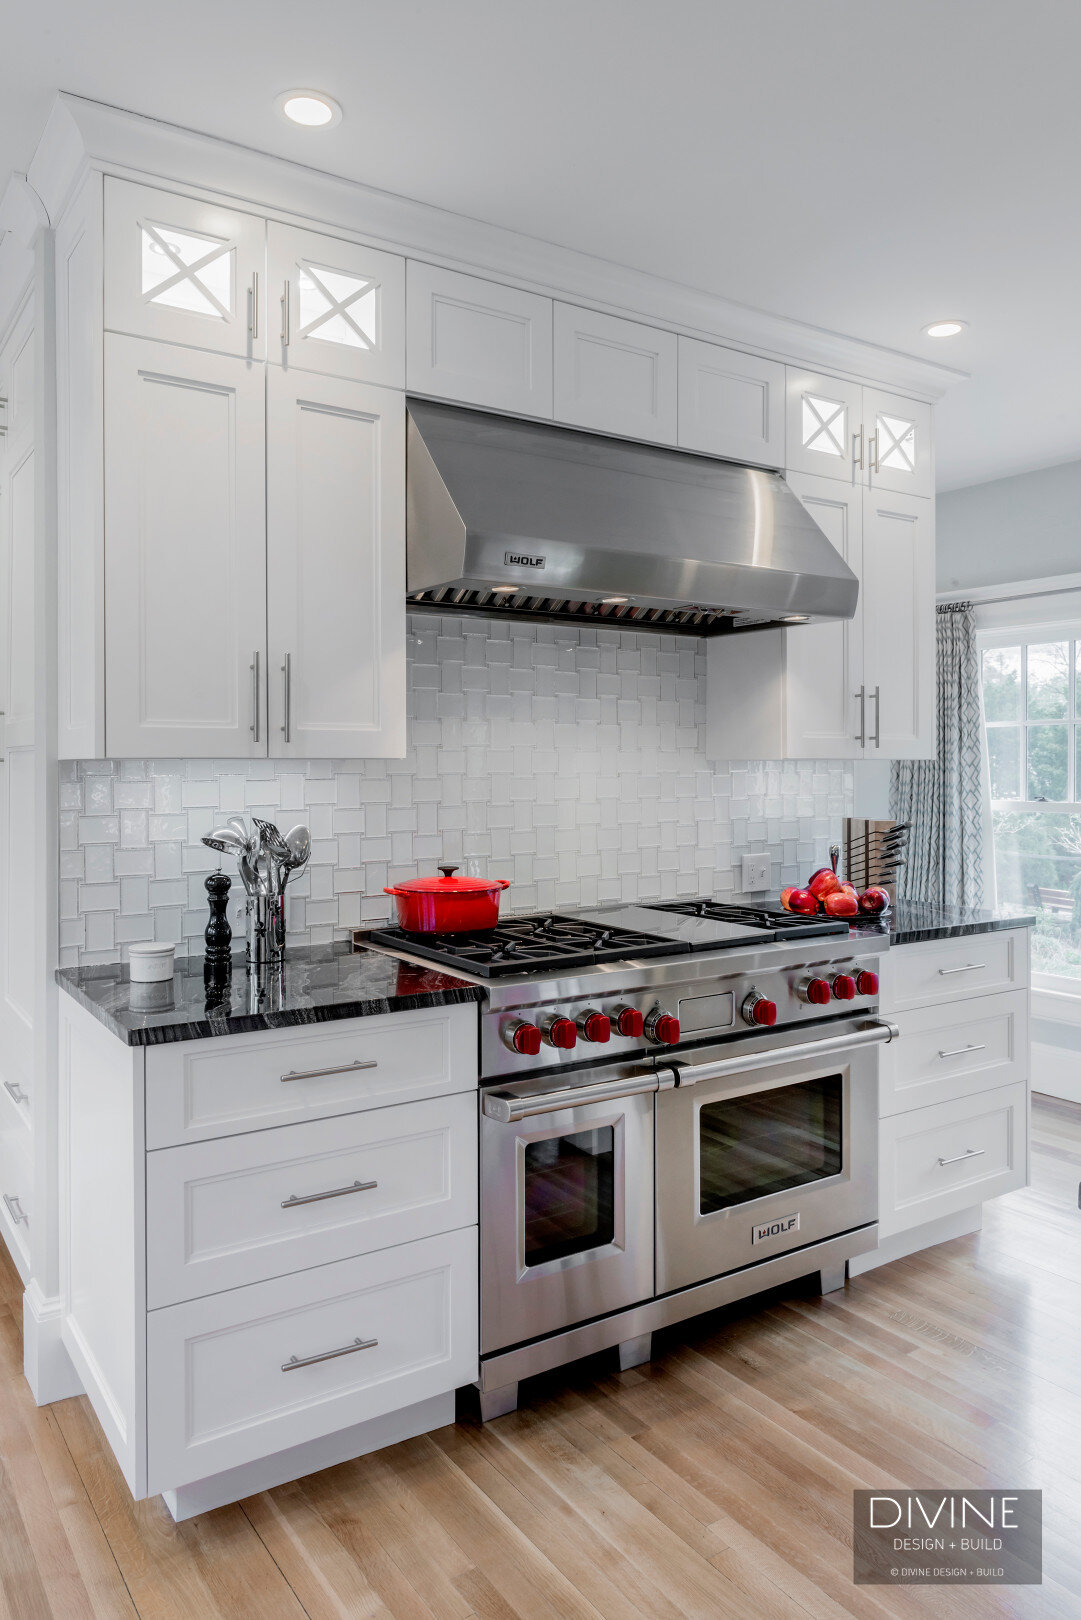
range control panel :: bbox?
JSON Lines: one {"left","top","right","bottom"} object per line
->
{"left": 481, "top": 958, "right": 881, "bottom": 1078}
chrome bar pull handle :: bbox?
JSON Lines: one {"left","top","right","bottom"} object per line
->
{"left": 250, "top": 650, "right": 261, "bottom": 742}
{"left": 3, "top": 1080, "right": 28, "bottom": 1105}
{"left": 869, "top": 431, "right": 879, "bottom": 473}
{"left": 871, "top": 685, "right": 881, "bottom": 748}
{"left": 281, "top": 280, "right": 291, "bottom": 346}
{"left": 281, "top": 1058, "right": 378, "bottom": 1083}
{"left": 852, "top": 424, "right": 864, "bottom": 472}
{"left": 248, "top": 271, "right": 259, "bottom": 340}
{"left": 937, "top": 1147, "right": 985, "bottom": 1168}
{"left": 938, "top": 963, "right": 986, "bottom": 976}
{"left": 855, "top": 685, "right": 867, "bottom": 747}
{"left": 281, "top": 653, "right": 292, "bottom": 744}
{"left": 282, "top": 1336, "right": 378, "bottom": 1373}
{"left": 281, "top": 1179, "right": 378, "bottom": 1209}
{"left": 938, "top": 1043, "right": 987, "bottom": 1060}
{"left": 2, "top": 1193, "right": 28, "bottom": 1226}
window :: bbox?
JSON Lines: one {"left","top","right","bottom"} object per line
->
{"left": 981, "top": 631, "right": 1081, "bottom": 987}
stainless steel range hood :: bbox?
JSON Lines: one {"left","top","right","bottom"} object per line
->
{"left": 406, "top": 399, "right": 857, "bottom": 637}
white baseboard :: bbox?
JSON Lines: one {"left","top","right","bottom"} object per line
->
{"left": 23, "top": 1282, "right": 83, "bottom": 1404}
{"left": 848, "top": 1205, "right": 983, "bottom": 1276}
{"left": 1031, "top": 1043, "right": 1081, "bottom": 1105}
{"left": 161, "top": 1390, "right": 455, "bottom": 1521}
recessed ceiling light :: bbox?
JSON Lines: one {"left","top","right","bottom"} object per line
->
{"left": 923, "top": 319, "right": 966, "bottom": 338}
{"left": 277, "top": 91, "right": 342, "bottom": 128}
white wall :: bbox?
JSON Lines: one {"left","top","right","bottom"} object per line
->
{"left": 937, "top": 459, "right": 1081, "bottom": 592}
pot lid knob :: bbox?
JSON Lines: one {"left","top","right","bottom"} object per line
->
{"left": 438, "top": 864, "right": 459, "bottom": 878}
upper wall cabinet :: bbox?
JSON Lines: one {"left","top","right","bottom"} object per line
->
{"left": 406, "top": 263, "right": 553, "bottom": 417}
{"left": 785, "top": 368, "right": 932, "bottom": 497}
{"left": 553, "top": 304, "right": 677, "bottom": 444}
{"left": 861, "top": 386, "right": 933, "bottom": 498}
{"left": 269, "top": 224, "right": 404, "bottom": 388}
{"left": 676, "top": 338, "right": 785, "bottom": 467}
{"left": 104, "top": 179, "right": 265, "bottom": 360}
{"left": 267, "top": 373, "right": 405, "bottom": 758}
{"left": 784, "top": 368, "right": 864, "bottom": 484}
{"left": 104, "top": 335, "right": 268, "bottom": 758}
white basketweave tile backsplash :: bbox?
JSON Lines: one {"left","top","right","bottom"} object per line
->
{"left": 59, "top": 615, "right": 853, "bottom": 966}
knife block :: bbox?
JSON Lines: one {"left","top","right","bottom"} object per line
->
{"left": 843, "top": 818, "right": 908, "bottom": 904}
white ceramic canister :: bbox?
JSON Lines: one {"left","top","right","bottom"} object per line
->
{"left": 128, "top": 941, "right": 176, "bottom": 983}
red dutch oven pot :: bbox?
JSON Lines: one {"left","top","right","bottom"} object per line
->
{"left": 384, "top": 864, "right": 511, "bottom": 933}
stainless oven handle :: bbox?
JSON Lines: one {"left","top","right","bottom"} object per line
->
{"left": 483, "top": 1071, "right": 669, "bottom": 1123}
{"left": 668, "top": 1020, "right": 898, "bottom": 1089}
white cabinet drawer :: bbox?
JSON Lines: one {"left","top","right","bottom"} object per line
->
{"left": 144, "top": 1002, "right": 477, "bottom": 1148}
{"left": 879, "top": 991, "right": 1028, "bottom": 1117}
{"left": 0, "top": 1121, "right": 32, "bottom": 1273}
{"left": 880, "top": 930, "right": 1028, "bottom": 1013}
{"left": 878, "top": 1081, "right": 1027, "bottom": 1239}
{"left": 406, "top": 262, "right": 553, "bottom": 417}
{"left": 146, "top": 1091, "right": 477, "bottom": 1307}
{"left": 146, "top": 1226, "right": 477, "bottom": 1493}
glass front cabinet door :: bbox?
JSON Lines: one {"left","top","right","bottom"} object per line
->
{"left": 268, "top": 223, "right": 405, "bottom": 387}
{"left": 104, "top": 178, "right": 266, "bottom": 359}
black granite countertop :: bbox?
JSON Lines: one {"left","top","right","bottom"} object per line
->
{"left": 56, "top": 943, "right": 484, "bottom": 1047}
{"left": 848, "top": 900, "right": 1035, "bottom": 947}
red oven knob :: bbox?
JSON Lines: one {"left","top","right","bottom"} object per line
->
{"left": 645, "top": 1012, "right": 680, "bottom": 1046}
{"left": 742, "top": 992, "right": 778, "bottom": 1027}
{"left": 615, "top": 1006, "right": 645, "bottom": 1038}
{"left": 856, "top": 970, "right": 879, "bottom": 996}
{"left": 800, "top": 977, "right": 832, "bottom": 1006}
{"left": 578, "top": 1010, "right": 611, "bottom": 1043}
{"left": 508, "top": 1020, "right": 542, "bottom": 1056}
{"left": 832, "top": 973, "right": 857, "bottom": 1001}
{"left": 544, "top": 1016, "right": 577, "bottom": 1050}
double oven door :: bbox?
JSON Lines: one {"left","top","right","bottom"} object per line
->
{"left": 480, "top": 1019, "right": 890, "bottom": 1356}
{"left": 655, "top": 1019, "right": 882, "bottom": 1293}
{"left": 480, "top": 1067, "right": 658, "bottom": 1355}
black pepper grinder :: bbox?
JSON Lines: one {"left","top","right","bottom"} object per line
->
{"left": 203, "top": 871, "right": 233, "bottom": 982}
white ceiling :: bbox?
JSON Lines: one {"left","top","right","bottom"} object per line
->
{"left": 3, "top": 0, "right": 1078, "bottom": 490}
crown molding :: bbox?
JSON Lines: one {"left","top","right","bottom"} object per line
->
{"left": 26, "top": 93, "right": 966, "bottom": 400}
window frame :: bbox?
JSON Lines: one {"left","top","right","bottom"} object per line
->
{"left": 981, "top": 624, "right": 1081, "bottom": 812}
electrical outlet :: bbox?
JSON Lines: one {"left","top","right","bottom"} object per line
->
{"left": 741, "top": 853, "right": 771, "bottom": 892}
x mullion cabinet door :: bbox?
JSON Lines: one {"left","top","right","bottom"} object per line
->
{"left": 104, "top": 335, "right": 268, "bottom": 758}
{"left": 268, "top": 223, "right": 404, "bottom": 387}
{"left": 266, "top": 371, "right": 405, "bottom": 759}
{"left": 784, "top": 367, "right": 864, "bottom": 485}
{"left": 104, "top": 178, "right": 266, "bottom": 360}
{"left": 863, "top": 386, "right": 933, "bottom": 498}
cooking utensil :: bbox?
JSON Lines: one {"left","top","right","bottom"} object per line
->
{"left": 283, "top": 825, "right": 311, "bottom": 870}
{"left": 202, "top": 827, "right": 248, "bottom": 857}
{"left": 384, "top": 863, "right": 511, "bottom": 933}
{"left": 253, "top": 816, "right": 290, "bottom": 859}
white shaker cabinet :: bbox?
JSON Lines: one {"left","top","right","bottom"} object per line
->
{"left": 862, "top": 386, "right": 933, "bottom": 499}
{"left": 267, "top": 372, "right": 405, "bottom": 758}
{"left": 553, "top": 303, "right": 677, "bottom": 444}
{"left": 706, "top": 477, "right": 934, "bottom": 761}
{"left": 861, "top": 489, "right": 935, "bottom": 756}
{"left": 269, "top": 223, "right": 405, "bottom": 387}
{"left": 104, "top": 178, "right": 265, "bottom": 360}
{"left": 406, "top": 262, "right": 553, "bottom": 417}
{"left": 104, "top": 335, "right": 268, "bottom": 758}
{"left": 677, "top": 338, "right": 785, "bottom": 467}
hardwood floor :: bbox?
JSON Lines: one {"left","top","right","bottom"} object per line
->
{"left": 2, "top": 1094, "right": 1079, "bottom": 1619}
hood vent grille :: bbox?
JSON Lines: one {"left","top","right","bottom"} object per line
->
{"left": 407, "top": 585, "right": 776, "bottom": 636}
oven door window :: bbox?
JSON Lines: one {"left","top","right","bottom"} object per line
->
{"left": 698, "top": 1074, "right": 842, "bottom": 1215}
{"left": 523, "top": 1127, "right": 615, "bottom": 1267}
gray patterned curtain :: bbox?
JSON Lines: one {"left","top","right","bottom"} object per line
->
{"left": 890, "top": 603, "right": 984, "bottom": 908}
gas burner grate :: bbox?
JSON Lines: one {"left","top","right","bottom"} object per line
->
{"left": 656, "top": 899, "right": 849, "bottom": 939}
{"left": 363, "top": 914, "right": 688, "bottom": 978}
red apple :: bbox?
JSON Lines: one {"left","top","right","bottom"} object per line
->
{"left": 787, "top": 887, "right": 818, "bottom": 915}
{"left": 780, "top": 886, "right": 796, "bottom": 911}
{"left": 858, "top": 886, "right": 891, "bottom": 914}
{"left": 823, "top": 889, "right": 859, "bottom": 918}
{"left": 808, "top": 868, "right": 842, "bottom": 900}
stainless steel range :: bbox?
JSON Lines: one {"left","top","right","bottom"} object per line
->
{"left": 361, "top": 899, "right": 896, "bottom": 1421}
